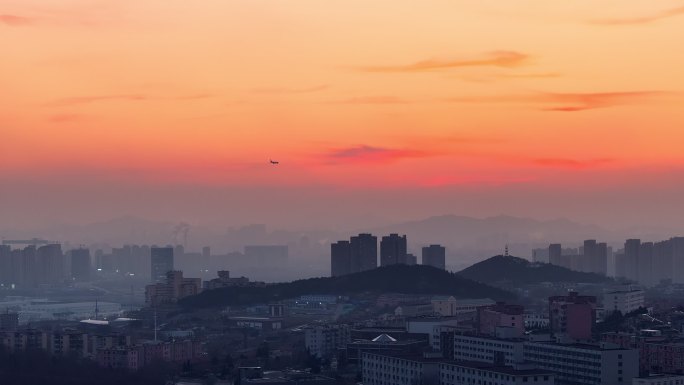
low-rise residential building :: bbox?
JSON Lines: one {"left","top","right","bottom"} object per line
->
{"left": 50, "top": 330, "right": 88, "bottom": 356}
{"left": 362, "top": 352, "right": 441, "bottom": 385}
{"left": 304, "top": 324, "right": 350, "bottom": 359}
{"left": 633, "top": 374, "right": 684, "bottom": 385}
{"left": 523, "top": 341, "right": 638, "bottom": 385}
{"left": 97, "top": 346, "right": 141, "bottom": 371}
{"left": 205, "top": 270, "right": 264, "bottom": 290}
{"left": 453, "top": 334, "right": 525, "bottom": 366}
{"left": 477, "top": 302, "right": 525, "bottom": 338}
{"left": 406, "top": 316, "right": 459, "bottom": 351}
{"left": 440, "top": 361, "right": 555, "bottom": 385}
{"left": 87, "top": 333, "right": 133, "bottom": 358}
{"left": 548, "top": 292, "right": 597, "bottom": 341}
{"left": 97, "top": 339, "right": 202, "bottom": 370}
{"left": 431, "top": 297, "right": 495, "bottom": 318}
{"left": 0, "top": 328, "right": 48, "bottom": 351}
{"left": 145, "top": 270, "right": 201, "bottom": 306}
{"left": 601, "top": 332, "right": 684, "bottom": 375}
{"left": 361, "top": 352, "right": 555, "bottom": 385}
{"left": 604, "top": 288, "right": 645, "bottom": 316}
{"left": 641, "top": 341, "right": 684, "bottom": 375}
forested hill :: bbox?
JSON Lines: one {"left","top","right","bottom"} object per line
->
{"left": 458, "top": 255, "right": 612, "bottom": 285}
{"left": 180, "top": 264, "right": 514, "bottom": 309}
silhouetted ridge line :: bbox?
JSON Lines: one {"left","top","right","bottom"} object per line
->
{"left": 179, "top": 264, "right": 513, "bottom": 309}
{"left": 457, "top": 255, "right": 612, "bottom": 285}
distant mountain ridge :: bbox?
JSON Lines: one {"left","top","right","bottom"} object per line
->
{"left": 457, "top": 255, "right": 612, "bottom": 285}
{"left": 180, "top": 264, "right": 514, "bottom": 309}
{"left": 372, "top": 214, "right": 607, "bottom": 245}
{"left": 367, "top": 214, "right": 610, "bottom": 265}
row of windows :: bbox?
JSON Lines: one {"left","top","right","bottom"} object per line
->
{"left": 524, "top": 345, "right": 602, "bottom": 360}
{"left": 524, "top": 352, "right": 602, "bottom": 369}
{"left": 524, "top": 358, "right": 601, "bottom": 376}
{"left": 440, "top": 365, "right": 551, "bottom": 381}
{"left": 364, "top": 365, "right": 418, "bottom": 374}
{"left": 440, "top": 375, "right": 550, "bottom": 384}
{"left": 455, "top": 339, "right": 517, "bottom": 350}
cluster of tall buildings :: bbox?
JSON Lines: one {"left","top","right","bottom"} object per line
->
{"left": 96, "top": 244, "right": 152, "bottom": 277}
{"left": 330, "top": 233, "right": 445, "bottom": 277}
{"left": 0, "top": 242, "right": 180, "bottom": 289}
{"left": 615, "top": 237, "right": 684, "bottom": 287}
{"left": 0, "top": 242, "right": 93, "bottom": 288}
{"left": 543, "top": 237, "right": 684, "bottom": 287}
{"left": 547, "top": 240, "right": 609, "bottom": 275}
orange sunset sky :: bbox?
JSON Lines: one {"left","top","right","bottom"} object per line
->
{"left": 1, "top": 0, "right": 684, "bottom": 230}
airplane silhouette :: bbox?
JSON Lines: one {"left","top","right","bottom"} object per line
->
{"left": 269, "top": 159, "right": 279, "bottom": 165}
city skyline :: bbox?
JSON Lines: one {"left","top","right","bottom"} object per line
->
{"left": 2, "top": 1, "right": 684, "bottom": 230}
{"left": 4, "top": 2, "right": 684, "bottom": 384}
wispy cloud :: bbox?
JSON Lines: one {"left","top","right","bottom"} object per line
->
{"left": 328, "top": 96, "right": 411, "bottom": 105}
{"left": 51, "top": 94, "right": 148, "bottom": 106}
{"left": 541, "top": 91, "right": 667, "bottom": 111}
{"left": 533, "top": 158, "right": 614, "bottom": 169}
{"left": 323, "top": 145, "right": 431, "bottom": 164}
{"left": 0, "top": 14, "right": 33, "bottom": 26}
{"left": 496, "top": 72, "right": 561, "bottom": 79}
{"left": 590, "top": 5, "right": 684, "bottom": 25}
{"left": 48, "top": 113, "right": 84, "bottom": 123}
{"left": 446, "top": 91, "right": 668, "bottom": 111}
{"left": 359, "top": 51, "right": 529, "bottom": 73}
{"left": 443, "top": 135, "right": 508, "bottom": 145}
{"left": 49, "top": 93, "right": 213, "bottom": 106}
{"left": 252, "top": 85, "right": 329, "bottom": 94}
{"left": 172, "top": 93, "right": 214, "bottom": 101}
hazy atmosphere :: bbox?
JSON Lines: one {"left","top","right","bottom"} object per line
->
{"left": 3, "top": 0, "right": 684, "bottom": 235}
{"left": 2, "top": 2, "right": 684, "bottom": 384}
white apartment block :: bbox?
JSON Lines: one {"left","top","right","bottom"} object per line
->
{"left": 361, "top": 351, "right": 555, "bottom": 385}
{"left": 453, "top": 334, "right": 525, "bottom": 366}
{"left": 440, "top": 361, "right": 554, "bottom": 385}
{"left": 603, "top": 289, "right": 645, "bottom": 316}
{"left": 523, "top": 342, "right": 638, "bottom": 385}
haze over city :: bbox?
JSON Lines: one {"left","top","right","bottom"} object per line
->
{"left": 2, "top": 1, "right": 684, "bottom": 385}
